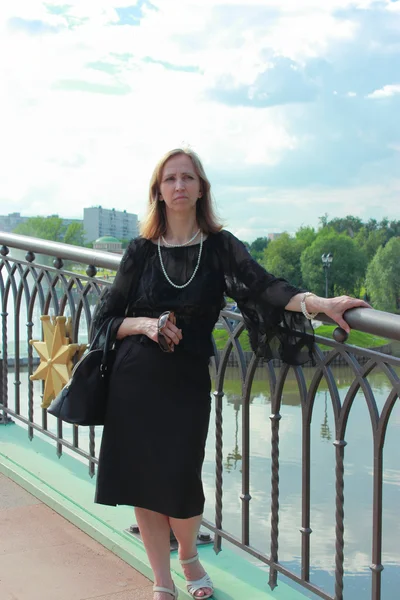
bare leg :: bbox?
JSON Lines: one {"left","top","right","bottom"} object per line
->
{"left": 135, "top": 507, "right": 174, "bottom": 599}
{"left": 169, "top": 514, "right": 213, "bottom": 598}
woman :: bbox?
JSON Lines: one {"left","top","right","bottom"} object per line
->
{"left": 91, "top": 148, "right": 368, "bottom": 600}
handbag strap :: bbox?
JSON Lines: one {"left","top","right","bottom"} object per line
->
{"left": 89, "top": 316, "right": 111, "bottom": 350}
{"left": 86, "top": 316, "right": 117, "bottom": 375}
{"left": 99, "top": 317, "right": 116, "bottom": 373}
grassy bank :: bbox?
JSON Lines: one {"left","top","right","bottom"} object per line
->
{"left": 213, "top": 328, "right": 252, "bottom": 351}
{"left": 212, "top": 325, "right": 389, "bottom": 352}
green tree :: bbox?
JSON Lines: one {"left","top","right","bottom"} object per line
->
{"left": 120, "top": 238, "right": 131, "bottom": 249}
{"left": 14, "top": 216, "right": 66, "bottom": 241}
{"left": 365, "top": 237, "right": 400, "bottom": 312}
{"left": 249, "top": 237, "right": 269, "bottom": 262}
{"left": 365, "top": 218, "right": 378, "bottom": 233}
{"left": 301, "top": 231, "right": 367, "bottom": 297}
{"left": 64, "top": 222, "right": 85, "bottom": 246}
{"left": 319, "top": 213, "right": 329, "bottom": 229}
{"left": 262, "top": 233, "right": 306, "bottom": 288}
{"left": 389, "top": 221, "right": 400, "bottom": 237}
{"left": 326, "top": 215, "right": 363, "bottom": 238}
{"left": 354, "top": 227, "right": 387, "bottom": 262}
{"left": 13, "top": 216, "right": 88, "bottom": 247}
{"left": 295, "top": 226, "right": 317, "bottom": 247}
{"left": 353, "top": 218, "right": 400, "bottom": 262}
{"left": 383, "top": 219, "right": 400, "bottom": 240}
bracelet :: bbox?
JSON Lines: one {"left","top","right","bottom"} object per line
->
{"left": 300, "top": 292, "right": 318, "bottom": 320}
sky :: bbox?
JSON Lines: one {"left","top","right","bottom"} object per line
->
{"left": 0, "top": 0, "right": 399, "bottom": 242}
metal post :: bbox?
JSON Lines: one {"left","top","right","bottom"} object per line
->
{"left": 0, "top": 357, "right": 14, "bottom": 425}
{"left": 321, "top": 253, "right": 333, "bottom": 298}
{"left": 324, "top": 264, "right": 328, "bottom": 298}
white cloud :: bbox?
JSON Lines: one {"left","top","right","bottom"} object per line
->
{"left": 0, "top": 0, "right": 399, "bottom": 238}
{"left": 386, "top": 0, "right": 400, "bottom": 13}
{"left": 248, "top": 181, "right": 400, "bottom": 211}
{"left": 150, "top": 0, "right": 379, "bottom": 10}
{"left": 367, "top": 84, "right": 400, "bottom": 99}
{"left": 0, "top": 63, "right": 296, "bottom": 218}
{"left": 222, "top": 180, "right": 400, "bottom": 241}
{"left": 257, "top": 14, "right": 356, "bottom": 62}
{"left": 0, "top": 0, "right": 307, "bottom": 221}
{"left": 1, "top": 0, "right": 361, "bottom": 87}
{"left": 0, "top": 1, "right": 57, "bottom": 22}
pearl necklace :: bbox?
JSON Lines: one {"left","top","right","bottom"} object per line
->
{"left": 161, "top": 229, "right": 200, "bottom": 247}
{"left": 158, "top": 232, "right": 203, "bottom": 289}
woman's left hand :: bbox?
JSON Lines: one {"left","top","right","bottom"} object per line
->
{"left": 321, "top": 296, "right": 371, "bottom": 334}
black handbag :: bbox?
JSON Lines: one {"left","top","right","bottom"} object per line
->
{"left": 47, "top": 317, "right": 117, "bottom": 426}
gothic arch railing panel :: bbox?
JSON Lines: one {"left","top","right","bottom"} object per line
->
{"left": 337, "top": 353, "right": 379, "bottom": 436}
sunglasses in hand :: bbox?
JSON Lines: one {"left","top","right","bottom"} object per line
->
{"left": 157, "top": 311, "right": 176, "bottom": 353}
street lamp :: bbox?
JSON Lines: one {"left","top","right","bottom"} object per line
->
{"left": 321, "top": 252, "right": 333, "bottom": 297}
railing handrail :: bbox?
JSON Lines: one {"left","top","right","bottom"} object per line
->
{"left": 2, "top": 230, "right": 400, "bottom": 342}
{"left": 0, "top": 231, "right": 120, "bottom": 270}
{"left": 222, "top": 308, "right": 400, "bottom": 342}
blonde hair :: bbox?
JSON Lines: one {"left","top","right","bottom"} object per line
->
{"left": 140, "top": 148, "right": 223, "bottom": 240}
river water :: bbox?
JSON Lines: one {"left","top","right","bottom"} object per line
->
{"left": 203, "top": 363, "right": 400, "bottom": 599}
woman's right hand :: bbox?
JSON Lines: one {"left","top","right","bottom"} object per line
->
{"left": 141, "top": 317, "right": 183, "bottom": 348}
{"left": 116, "top": 316, "right": 182, "bottom": 347}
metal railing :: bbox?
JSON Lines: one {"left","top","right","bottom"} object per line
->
{"left": 1, "top": 231, "right": 399, "bottom": 600}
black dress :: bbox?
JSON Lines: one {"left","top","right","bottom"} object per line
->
{"left": 91, "top": 230, "right": 313, "bottom": 518}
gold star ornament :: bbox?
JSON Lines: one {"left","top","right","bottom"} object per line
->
{"left": 30, "top": 316, "right": 87, "bottom": 409}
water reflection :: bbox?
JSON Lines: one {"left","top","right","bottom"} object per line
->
{"left": 320, "top": 392, "right": 332, "bottom": 442}
{"left": 203, "top": 365, "right": 400, "bottom": 599}
{"left": 224, "top": 396, "right": 242, "bottom": 473}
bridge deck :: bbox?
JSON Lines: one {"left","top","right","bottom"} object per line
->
{"left": 0, "top": 473, "right": 153, "bottom": 600}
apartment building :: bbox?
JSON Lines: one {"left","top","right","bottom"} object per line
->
{"left": 83, "top": 206, "right": 139, "bottom": 243}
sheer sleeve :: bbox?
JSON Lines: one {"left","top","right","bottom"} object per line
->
{"left": 89, "top": 237, "right": 147, "bottom": 349}
{"left": 217, "top": 230, "right": 314, "bottom": 365}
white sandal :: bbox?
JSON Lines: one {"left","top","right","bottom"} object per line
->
{"left": 153, "top": 582, "right": 178, "bottom": 598}
{"left": 180, "top": 554, "right": 214, "bottom": 599}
